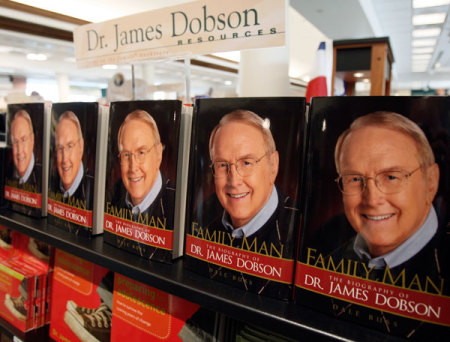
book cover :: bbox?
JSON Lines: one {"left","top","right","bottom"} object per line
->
{"left": 0, "top": 259, "right": 37, "bottom": 332}
{"left": 4, "top": 103, "right": 51, "bottom": 217}
{"left": 295, "top": 96, "right": 450, "bottom": 339}
{"left": 104, "top": 100, "right": 182, "bottom": 263}
{"left": 47, "top": 102, "right": 109, "bottom": 236}
{"left": 50, "top": 249, "right": 111, "bottom": 342}
{"left": 110, "top": 274, "right": 203, "bottom": 341}
{"left": 184, "top": 97, "right": 306, "bottom": 300}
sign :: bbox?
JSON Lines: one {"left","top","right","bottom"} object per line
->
{"left": 73, "top": 0, "right": 286, "bottom": 68}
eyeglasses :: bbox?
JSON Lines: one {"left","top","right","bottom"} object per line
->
{"left": 11, "top": 133, "right": 32, "bottom": 146}
{"left": 118, "top": 144, "right": 156, "bottom": 165}
{"left": 210, "top": 154, "right": 267, "bottom": 178}
{"left": 56, "top": 139, "right": 81, "bottom": 155}
{"left": 335, "top": 166, "right": 422, "bottom": 195}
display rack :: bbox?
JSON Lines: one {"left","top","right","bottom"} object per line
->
{"left": 0, "top": 315, "right": 49, "bottom": 342}
{"left": 0, "top": 209, "right": 404, "bottom": 342}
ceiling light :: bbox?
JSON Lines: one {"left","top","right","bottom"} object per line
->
{"left": 412, "top": 47, "right": 435, "bottom": 54}
{"left": 412, "top": 65, "right": 427, "bottom": 72}
{"left": 413, "top": 0, "right": 450, "bottom": 8}
{"left": 102, "top": 64, "right": 117, "bottom": 70}
{"left": 412, "top": 54, "right": 432, "bottom": 60}
{"left": 26, "top": 53, "right": 47, "bottom": 61}
{"left": 353, "top": 72, "right": 364, "bottom": 77}
{"left": 412, "top": 28, "right": 441, "bottom": 38}
{"left": 412, "top": 13, "right": 446, "bottom": 25}
{"left": 412, "top": 39, "right": 437, "bottom": 47}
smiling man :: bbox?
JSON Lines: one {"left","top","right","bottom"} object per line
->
{"left": 208, "top": 110, "right": 297, "bottom": 242}
{"left": 10, "top": 110, "right": 36, "bottom": 184}
{"left": 55, "top": 111, "right": 87, "bottom": 198}
{"left": 331, "top": 111, "right": 447, "bottom": 280}
{"left": 116, "top": 110, "right": 174, "bottom": 223}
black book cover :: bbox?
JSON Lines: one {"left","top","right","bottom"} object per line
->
{"left": 295, "top": 96, "right": 450, "bottom": 339}
{"left": 47, "top": 102, "right": 106, "bottom": 236}
{"left": 184, "top": 97, "right": 306, "bottom": 300}
{"left": 104, "top": 100, "right": 182, "bottom": 263}
{"left": 4, "top": 103, "right": 50, "bottom": 218}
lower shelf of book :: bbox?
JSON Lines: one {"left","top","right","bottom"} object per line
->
{"left": 0, "top": 209, "right": 404, "bottom": 342}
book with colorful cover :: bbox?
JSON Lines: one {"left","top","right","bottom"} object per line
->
{"left": 184, "top": 97, "right": 306, "bottom": 300}
{"left": 295, "top": 96, "right": 450, "bottom": 339}
{"left": 47, "top": 102, "right": 109, "bottom": 236}
{"left": 50, "top": 249, "right": 111, "bottom": 342}
{"left": 111, "top": 274, "right": 209, "bottom": 341}
{"left": 4, "top": 103, "right": 51, "bottom": 217}
{"left": 104, "top": 100, "right": 182, "bottom": 263}
{"left": 0, "top": 258, "right": 38, "bottom": 332}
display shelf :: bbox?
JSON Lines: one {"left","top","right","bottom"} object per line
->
{"left": 0, "top": 210, "right": 403, "bottom": 342}
{"left": 0, "top": 316, "right": 49, "bottom": 342}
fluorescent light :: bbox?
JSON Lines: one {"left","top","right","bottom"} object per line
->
{"left": 413, "top": 0, "right": 450, "bottom": 8}
{"left": 412, "top": 54, "right": 432, "bottom": 60}
{"left": 412, "top": 28, "right": 441, "bottom": 38}
{"left": 413, "top": 13, "right": 446, "bottom": 25}
{"left": 353, "top": 72, "right": 364, "bottom": 77}
{"left": 412, "top": 39, "right": 437, "bottom": 47}
{"left": 26, "top": 53, "right": 47, "bottom": 61}
{"left": 102, "top": 64, "right": 117, "bottom": 70}
{"left": 412, "top": 47, "right": 435, "bottom": 54}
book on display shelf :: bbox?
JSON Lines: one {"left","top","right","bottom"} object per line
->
{"left": 184, "top": 97, "right": 306, "bottom": 300}
{"left": 4, "top": 103, "right": 51, "bottom": 218}
{"left": 295, "top": 96, "right": 450, "bottom": 340}
{"left": 103, "top": 100, "right": 184, "bottom": 263}
{"left": 47, "top": 102, "right": 109, "bottom": 236}
{"left": 50, "top": 249, "right": 111, "bottom": 342}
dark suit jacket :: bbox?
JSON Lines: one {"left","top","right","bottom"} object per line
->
{"left": 105, "top": 174, "right": 176, "bottom": 264}
{"left": 48, "top": 167, "right": 95, "bottom": 236}
{"left": 187, "top": 186, "right": 299, "bottom": 300}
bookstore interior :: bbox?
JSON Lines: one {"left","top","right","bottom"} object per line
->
{"left": 0, "top": 0, "right": 449, "bottom": 341}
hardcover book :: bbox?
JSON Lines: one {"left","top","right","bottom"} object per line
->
{"left": 47, "top": 102, "right": 109, "bottom": 236}
{"left": 4, "top": 103, "right": 51, "bottom": 217}
{"left": 184, "top": 97, "right": 306, "bottom": 300}
{"left": 295, "top": 96, "right": 450, "bottom": 339}
{"left": 104, "top": 100, "right": 183, "bottom": 263}
{"left": 50, "top": 249, "right": 111, "bottom": 342}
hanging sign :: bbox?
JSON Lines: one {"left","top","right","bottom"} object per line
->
{"left": 73, "top": 0, "right": 286, "bottom": 68}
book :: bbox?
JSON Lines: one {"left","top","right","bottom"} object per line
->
{"left": 49, "top": 249, "right": 111, "bottom": 342}
{"left": 103, "top": 100, "right": 183, "bottom": 263}
{"left": 4, "top": 103, "right": 51, "bottom": 217}
{"left": 47, "top": 102, "right": 109, "bottom": 236}
{"left": 295, "top": 96, "right": 450, "bottom": 339}
{"left": 110, "top": 274, "right": 206, "bottom": 341}
{"left": 184, "top": 97, "right": 306, "bottom": 300}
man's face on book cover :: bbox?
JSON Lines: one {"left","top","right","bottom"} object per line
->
{"left": 338, "top": 126, "right": 439, "bottom": 257}
{"left": 211, "top": 121, "right": 278, "bottom": 228}
{"left": 11, "top": 114, "right": 34, "bottom": 178}
{"left": 119, "top": 119, "right": 162, "bottom": 206}
{"left": 56, "top": 118, "right": 84, "bottom": 191}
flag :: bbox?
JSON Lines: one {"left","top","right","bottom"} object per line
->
{"left": 305, "top": 41, "right": 328, "bottom": 103}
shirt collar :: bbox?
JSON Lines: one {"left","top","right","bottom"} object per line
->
{"left": 19, "top": 153, "right": 35, "bottom": 184}
{"left": 353, "top": 206, "right": 438, "bottom": 269}
{"left": 126, "top": 171, "right": 162, "bottom": 215}
{"left": 60, "top": 163, "right": 84, "bottom": 198}
{"left": 221, "top": 185, "right": 278, "bottom": 238}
